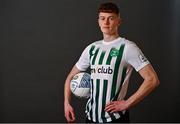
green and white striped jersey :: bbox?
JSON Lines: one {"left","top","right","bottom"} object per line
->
{"left": 76, "top": 37, "right": 149, "bottom": 122}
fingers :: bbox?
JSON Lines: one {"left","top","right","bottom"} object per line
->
{"left": 105, "top": 102, "right": 117, "bottom": 113}
{"left": 65, "top": 110, "right": 75, "bottom": 122}
{"left": 69, "top": 110, "right": 75, "bottom": 122}
{"left": 105, "top": 101, "right": 126, "bottom": 113}
{"left": 106, "top": 101, "right": 111, "bottom": 106}
{"left": 105, "top": 101, "right": 116, "bottom": 109}
{"left": 64, "top": 105, "right": 76, "bottom": 122}
{"left": 105, "top": 102, "right": 113, "bottom": 111}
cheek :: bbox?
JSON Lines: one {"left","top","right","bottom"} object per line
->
{"left": 98, "top": 21, "right": 103, "bottom": 27}
{"left": 110, "top": 23, "right": 117, "bottom": 29}
{"left": 111, "top": 21, "right": 119, "bottom": 28}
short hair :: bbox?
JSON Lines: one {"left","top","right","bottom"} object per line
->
{"left": 98, "top": 2, "right": 119, "bottom": 15}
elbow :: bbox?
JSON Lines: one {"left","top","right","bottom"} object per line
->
{"left": 157, "top": 78, "right": 160, "bottom": 86}
{"left": 145, "top": 75, "right": 160, "bottom": 89}
{"left": 154, "top": 78, "right": 160, "bottom": 88}
{"left": 150, "top": 76, "right": 160, "bottom": 89}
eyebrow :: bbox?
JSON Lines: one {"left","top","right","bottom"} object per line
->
{"left": 99, "top": 15, "right": 116, "bottom": 18}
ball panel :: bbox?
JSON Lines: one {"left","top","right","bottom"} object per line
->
{"left": 70, "top": 72, "right": 91, "bottom": 98}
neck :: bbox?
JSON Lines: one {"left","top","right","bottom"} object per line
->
{"left": 103, "top": 33, "right": 119, "bottom": 42}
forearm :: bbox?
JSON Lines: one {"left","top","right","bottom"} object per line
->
{"left": 64, "top": 77, "right": 72, "bottom": 104}
{"left": 126, "top": 78, "right": 159, "bottom": 109}
{"left": 64, "top": 65, "right": 81, "bottom": 104}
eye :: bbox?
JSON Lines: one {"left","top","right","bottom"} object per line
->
{"left": 99, "top": 16, "right": 105, "bottom": 20}
{"left": 109, "top": 17, "right": 115, "bottom": 20}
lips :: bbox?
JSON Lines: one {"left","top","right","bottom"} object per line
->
{"left": 103, "top": 27, "right": 110, "bottom": 29}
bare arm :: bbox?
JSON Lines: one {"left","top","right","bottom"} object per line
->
{"left": 125, "top": 64, "right": 160, "bottom": 109}
{"left": 64, "top": 65, "right": 81, "bottom": 104}
{"left": 105, "top": 64, "right": 160, "bottom": 113}
{"left": 64, "top": 65, "right": 81, "bottom": 122}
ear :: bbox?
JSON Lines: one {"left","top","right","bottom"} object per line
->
{"left": 118, "top": 17, "right": 122, "bottom": 26}
{"left": 98, "top": 18, "right": 101, "bottom": 27}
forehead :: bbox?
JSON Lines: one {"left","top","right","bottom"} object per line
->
{"left": 99, "top": 12, "right": 118, "bottom": 17}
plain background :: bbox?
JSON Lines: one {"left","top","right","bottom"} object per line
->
{"left": 0, "top": 0, "right": 180, "bottom": 122}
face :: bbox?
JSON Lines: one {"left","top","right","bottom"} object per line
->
{"left": 98, "top": 12, "right": 121, "bottom": 35}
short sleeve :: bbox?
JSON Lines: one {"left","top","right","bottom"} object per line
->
{"left": 75, "top": 45, "right": 91, "bottom": 71}
{"left": 124, "top": 42, "right": 150, "bottom": 72}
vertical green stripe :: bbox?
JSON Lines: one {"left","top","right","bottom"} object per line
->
{"left": 110, "top": 44, "right": 125, "bottom": 100}
{"left": 101, "top": 80, "right": 108, "bottom": 122}
{"left": 113, "top": 67, "right": 127, "bottom": 101}
{"left": 92, "top": 48, "right": 99, "bottom": 65}
{"left": 95, "top": 79, "right": 100, "bottom": 122}
{"left": 99, "top": 51, "right": 106, "bottom": 64}
{"left": 106, "top": 48, "right": 114, "bottom": 65}
{"left": 89, "top": 45, "right": 95, "bottom": 60}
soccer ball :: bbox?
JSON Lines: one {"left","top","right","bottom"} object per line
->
{"left": 70, "top": 72, "right": 91, "bottom": 98}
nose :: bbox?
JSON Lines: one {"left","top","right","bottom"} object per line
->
{"left": 104, "top": 18, "right": 110, "bottom": 25}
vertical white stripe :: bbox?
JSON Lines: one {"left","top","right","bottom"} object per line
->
{"left": 92, "top": 79, "right": 96, "bottom": 122}
{"left": 102, "top": 47, "right": 111, "bottom": 65}
{"left": 106, "top": 116, "right": 112, "bottom": 122}
{"left": 94, "top": 47, "right": 102, "bottom": 65}
{"left": 114, "top": 113, "right": 121, "bottom": 119}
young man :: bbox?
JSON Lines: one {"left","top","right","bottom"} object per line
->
{"left": 64, "top": 2, "right": 160, "bottom": 123}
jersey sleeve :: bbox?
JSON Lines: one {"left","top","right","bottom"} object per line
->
{"left": 75, "top": 45, "right": 91, "bottom": 71}
{"left": 124, "top": 42, "right": 150, "bottom": 72}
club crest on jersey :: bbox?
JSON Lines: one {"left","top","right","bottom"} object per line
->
{"left": 110, "top": 48, "right": 119, "bottom": 57}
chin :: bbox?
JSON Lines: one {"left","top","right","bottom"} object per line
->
{"left": 102, "top": 31, "right": 114, "bottom": 35}
{"left": 102, "top": 30, "right": 111, "bottom": 34}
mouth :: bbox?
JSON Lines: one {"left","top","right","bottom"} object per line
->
{"left": 103, "top": 27, "right": 110, "bottom": 29}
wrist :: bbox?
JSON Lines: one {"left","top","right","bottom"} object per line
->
{"left": 64, "top": 99, "right": 70, "bottom": 105}
{"left": 124, "top": 99, "right": 132, "bottom": 109}
{"left": 125, "top": 97, "right": 135, "bottom": 109}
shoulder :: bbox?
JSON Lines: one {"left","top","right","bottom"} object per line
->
{"left": 91, "top": 40, "right": 103, "bottom": 46}
{"left": 120, "top": 38, "right": 140, "bottom": 52}
{"left": 85, "top": 40, "right": 103, "bottom": 49}
{"left": 121, "top": 38, "right": 137, "bottom": 46}
{"left": 81, "top": 40, "right": 103, "bottom": 54}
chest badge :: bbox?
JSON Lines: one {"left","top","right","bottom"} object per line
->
{"left": 110, "top": 48, "right": 119, "bottom": 57}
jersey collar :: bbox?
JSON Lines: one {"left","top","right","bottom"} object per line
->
{"left": 102, "top": 37, "right": 121, "bottom": 45}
